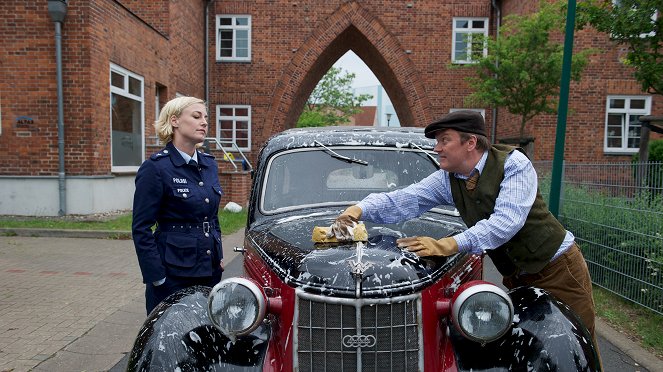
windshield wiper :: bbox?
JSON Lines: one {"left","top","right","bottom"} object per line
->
{"left": 409, "top": 142, "right": 439, "bottom": 167}
{"left": 314, "top": 140, "right": 368, "bottom": 165}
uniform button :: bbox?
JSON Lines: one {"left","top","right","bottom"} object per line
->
{"left": 205, "top": 233, "right": 210, "bottom": 238}
{"left": 204, "top": 216, "right": 208, "bottom": 221}
{"left": 183, "top": 193, "right": 188, "bottom": 198}
{"left": 163, "top": 149, "right": 169, "bottom": 154}
{"left": 206, "top": 249, "right": 211, "bottom": 255}
{"left": 199, "top": 181, "right": 204, "bottom": 186}
{"left": 205, "top": 198, "right": 210, "bottom": 203}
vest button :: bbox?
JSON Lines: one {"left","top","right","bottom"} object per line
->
{"left": 475, "top": 200, "right": 480, "bottom": 204}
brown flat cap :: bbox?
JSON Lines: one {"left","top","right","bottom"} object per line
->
{"left": 424, "top": 110, "right": 486, "bottom": 139}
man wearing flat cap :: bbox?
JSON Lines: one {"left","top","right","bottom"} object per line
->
{"left": 331, "top": 110, "right": 596, "bottom": 337}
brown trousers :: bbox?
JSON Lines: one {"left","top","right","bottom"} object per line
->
{"left": 502, "top": 243, "right": 596, "bottom": 336}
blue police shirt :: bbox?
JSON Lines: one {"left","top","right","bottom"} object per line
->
{"left": 132, "top": 142, "right": 224, "bottom": 284}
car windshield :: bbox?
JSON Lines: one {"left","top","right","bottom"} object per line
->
{"left": 261, "top": 147, "right": 439, "bottom": 213}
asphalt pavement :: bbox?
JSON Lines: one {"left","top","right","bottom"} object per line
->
{"left": 0, "top": 229, "right": 660, "bottom": 372}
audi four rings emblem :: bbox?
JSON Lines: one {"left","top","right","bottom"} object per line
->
{"left": 342, "top": 334, "right": 377, "bottom": 348}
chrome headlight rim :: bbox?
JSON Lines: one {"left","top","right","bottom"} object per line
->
{"left": 451, "top": 282, "right": 514, "bottom": 343}
{"left": 207, "top": 277, "right": 267, "bottom": 338}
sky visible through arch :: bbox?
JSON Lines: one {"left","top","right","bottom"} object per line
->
{"left": 332, "top": 51, "right": 399, "bottom": 127}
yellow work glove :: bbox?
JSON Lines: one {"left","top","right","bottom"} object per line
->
{"left": 396, "top": 236, "right": 459, "bottom": 257}
{"left": 330, "top": 205, "right": 363, "bottom": 241}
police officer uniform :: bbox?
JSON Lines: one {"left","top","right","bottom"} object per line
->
{"left": 132, "top": 142, "right": 224, "bottom": 314}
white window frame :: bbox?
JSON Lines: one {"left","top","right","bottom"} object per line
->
{"left": 452, "top": 17, "right": 489, "bottom": 64}
{"left": 110, "top": 63, "right": 145, "bottom": 172}
{"left": 603, "top": 95, "right": 651, "bottom": 154}
{"left": 216, "top": 15, "right": 251, "bottom": 62}
{"left": 216, "top": 105, "right": 251, "bottom": 151}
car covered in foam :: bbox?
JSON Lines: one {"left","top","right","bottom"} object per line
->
{"left": 127, "top": 126, "right": 601, "bottom": 371}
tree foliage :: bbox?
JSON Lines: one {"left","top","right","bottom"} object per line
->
{"left": 577, "top": 0, "right": 663, "bottom": 95}
{"left": 465, "top": 1, "right": 592, "bottom": 141}
{"left": 296, "top": 67, "right": 373, "bottom": 128}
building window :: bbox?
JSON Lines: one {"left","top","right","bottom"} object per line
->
{"left": 452, "top": 18, "right": 488, "bottom": 64}
{"left": 110, "top": 64, "right": 144, "bottom": 171}
{"left": 604, "top": 96, "right": 651, "bottom": 154}
{"left": 216, "top": 15, "right": 251, "bottom": 62}
{"left": 217, "top": 105, "right": 251, "bottom": 151}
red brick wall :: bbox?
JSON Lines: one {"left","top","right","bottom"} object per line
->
{"left": 496, "top": 0, "right": 662, "bottom": 162}
{"left": 0, "top": 0, "right": 206, "bottom": 177}
{"left": 116, "top": 0, "right": 169, "bottom": 36}
{"left": 2, "top": 0, "right": 661, "bottom": 212}
{"left": 208, "top": 0, "right": 495, "bottom": 169}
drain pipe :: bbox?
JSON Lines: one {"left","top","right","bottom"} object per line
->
{"left": 205, "top": 0, "right": 212, "bottom": 105}
{"left": 48, "top": 0, "right": 68, "bottom": 216}
{"left": 490, "top": 0, "right": 501, "bottom": 144}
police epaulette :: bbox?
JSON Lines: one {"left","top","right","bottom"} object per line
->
{"left": 199, "top": 151, "right": 216, "bottom": 159}
{"left": 150, "top": 149, "right": 171, "bottom": 160}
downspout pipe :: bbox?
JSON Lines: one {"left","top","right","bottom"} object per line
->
{"left": 48, "top": 0, "right": 68, "bottom": 216}
{"left": 490, "top": 0, "right": 501, "bottom": 145}
{"left": 205, "top": 0, "right": 212, "bottom": 106}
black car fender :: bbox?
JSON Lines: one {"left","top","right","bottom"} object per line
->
{"left": 450, "top": 286, "right": 601, "bottom": 372}
{"left": 126, "top": 286, "right": 270, "bottom": 372}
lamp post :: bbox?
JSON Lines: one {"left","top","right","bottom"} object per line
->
{"left": 386, "top": 113, "right": 392, "bottom": 127}
{"left": 48, "top": 0, "right": 68, "bottom": 216}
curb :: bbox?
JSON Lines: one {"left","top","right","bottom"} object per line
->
{"left": 0, "top": 228, "right": 132, "bottom": 239}
{"left": 595, "top": 318, "right": 662, "bottom": 372}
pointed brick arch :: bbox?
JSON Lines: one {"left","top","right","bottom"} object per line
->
{"left": 264, "top": 1, "right": 432, "bottom": 133}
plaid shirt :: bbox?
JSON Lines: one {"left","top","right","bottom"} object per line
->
{"left": 358, "top": 150, "right": 573, "bottom": 259}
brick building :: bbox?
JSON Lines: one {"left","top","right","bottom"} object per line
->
{"left": 0, "top": 0, "right": 660, "bottom": 216}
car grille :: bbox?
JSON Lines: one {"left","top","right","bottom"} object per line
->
{"left": 294, "top": 291, "right": 422, "bottom": 372}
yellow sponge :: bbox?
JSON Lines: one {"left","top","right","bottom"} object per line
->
{"left": 312, "top": 223, "right": 368, "bottom": 243}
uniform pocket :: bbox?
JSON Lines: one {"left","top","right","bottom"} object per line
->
{"left": 164, "top": 233, "right": 198, "bottom": 268}
{"left": 171, "top": 186, "right": 198, "bottom": 200}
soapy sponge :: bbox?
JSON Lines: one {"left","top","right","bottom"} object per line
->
{"left": 312, "top": 223, "right": 368, "bottom": 243}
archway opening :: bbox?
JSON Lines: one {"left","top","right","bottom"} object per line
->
{"left": 297, "top": 51, "right": 401, "bottom": 128}
{"left": 283, "top": 25, "right": 415, "bottom": 130}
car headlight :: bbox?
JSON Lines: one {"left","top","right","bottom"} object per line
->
{"left": 451, "top": 282, "right": 514, "bottom": 343}
{"left": 208, "top": 278, "right": 267, "bottom": 338}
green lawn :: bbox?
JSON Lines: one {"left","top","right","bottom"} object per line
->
{"left": 0, "top": 210, "right": 248, "bottom": 235}
{"left": 594, "top": 286, "right": 663, "bottom": 360}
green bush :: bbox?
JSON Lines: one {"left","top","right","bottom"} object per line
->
{"left": 541, "top": 176, "right": 663, "bottom": 314}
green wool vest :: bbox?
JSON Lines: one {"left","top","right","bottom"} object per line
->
{"left": 449, "top": 145, "right": 566, "bottom": 276}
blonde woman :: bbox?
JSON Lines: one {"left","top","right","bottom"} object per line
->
{"left": 132, "top": 96, "right": 224, "bottom": 315}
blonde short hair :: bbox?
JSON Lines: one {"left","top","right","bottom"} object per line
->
{"left": 154, "top": 96, "right": 206, "bottom": 143}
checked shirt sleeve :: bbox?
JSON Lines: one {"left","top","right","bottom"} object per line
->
{"left": 358, "top": 170, "right": 454, "bottom": 224}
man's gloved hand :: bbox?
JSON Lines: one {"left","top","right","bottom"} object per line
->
{"left": 330, "top": 205, "right": 363, "bottom": 241}
{"left": 396, "top": 236, "right": 459, "bottom": 257}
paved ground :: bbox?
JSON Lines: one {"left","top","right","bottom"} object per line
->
{"left": 0, "top": 231, "right": 242, "bottom": 372}
{"left": 0, "top": 229, "right": 660, "bottom": 372}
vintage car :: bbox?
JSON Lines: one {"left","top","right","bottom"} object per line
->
{"left": 127, "top": 127, "right": 601, "bottom": 371}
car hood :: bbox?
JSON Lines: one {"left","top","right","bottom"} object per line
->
{"left": 246, "top": 211, "right": 466, "bottom": 297}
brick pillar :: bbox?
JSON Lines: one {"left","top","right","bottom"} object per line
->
{"left": 219, "top": 169, "right": 252, "bottom": 208}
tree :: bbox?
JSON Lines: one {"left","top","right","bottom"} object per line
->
{"left": 297, "top": 67, "right": 373, "bottom": 128}
{"left": 464, "top": 1, "right": 592, "bottom": 143}
{"left": 577, "top": 0, "right": 663, "bottom": 95}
